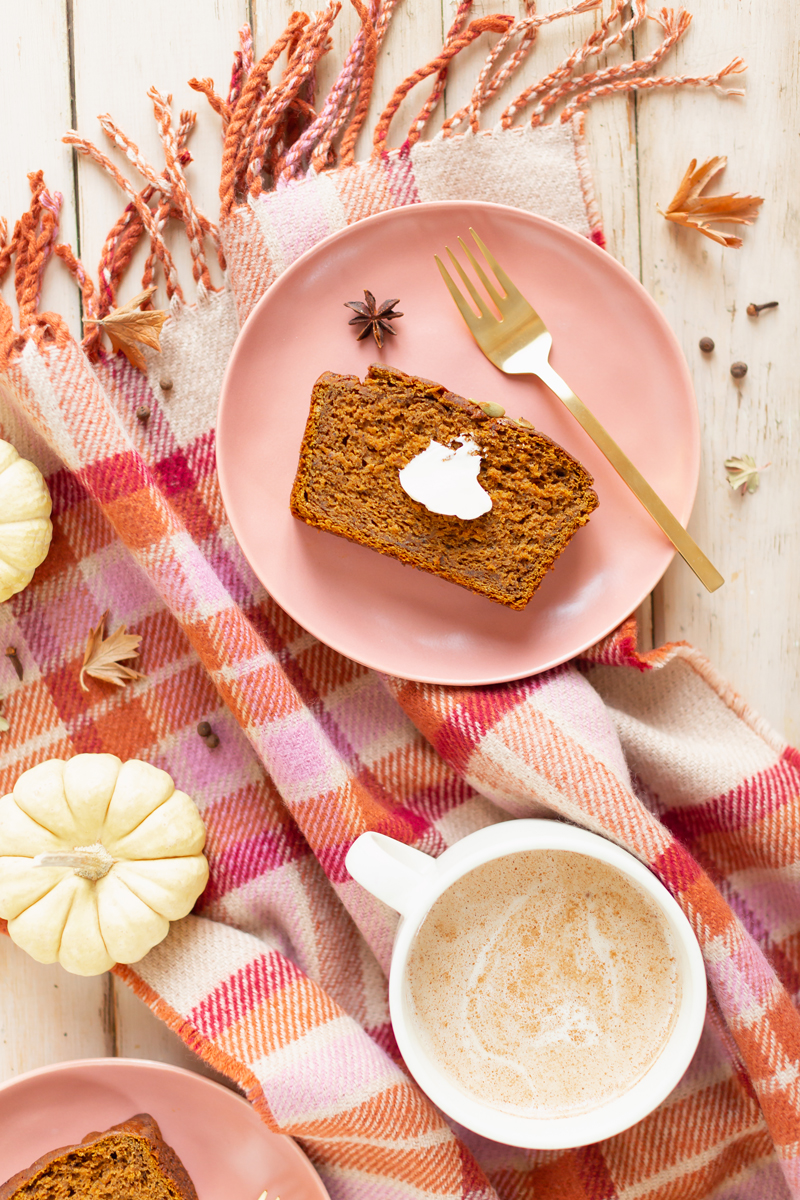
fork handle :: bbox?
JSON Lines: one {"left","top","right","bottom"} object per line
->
{"left": 536, "top": 361, "right": 724, "bottom": 593}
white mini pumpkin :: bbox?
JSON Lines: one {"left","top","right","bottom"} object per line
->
{"left": 0, "top": 755, "right": 209, "bottom": 975}
{"left": 0, "top": 438, "right": 53, "bottom": 602}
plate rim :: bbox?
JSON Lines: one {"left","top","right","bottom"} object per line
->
{"left": 217, "top": 198, "right": 700, "bottom": 685}
{"left": 0, "top": 1056, "right": 330, "bottom": 1198}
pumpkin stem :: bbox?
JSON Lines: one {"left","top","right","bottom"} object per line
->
{"left": 32, "top": 842, "right": 115, "bottom": 881}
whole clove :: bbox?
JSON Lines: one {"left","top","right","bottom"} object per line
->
{"left": 699, "top": 336, "right": 715, "bottom": 353}
{"left": 5, "top": 646, "right": 23, "bottom": 681}
{"left": 746, "top": 301, "right": 778, "bottom": 317}
{"left": 730, "top": 362, "right": 748, "bottom": 379}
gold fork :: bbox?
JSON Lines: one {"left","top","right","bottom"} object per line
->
{"left": 435, "top": 229, "right": 724, "bottom": 593}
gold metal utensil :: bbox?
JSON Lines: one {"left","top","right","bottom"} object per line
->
{"left": 435, "top": 229, "right": 724, "bottom": 593}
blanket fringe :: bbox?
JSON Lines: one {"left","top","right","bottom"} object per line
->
{"left": 0, "top": 172, "right": 71, "bottom": 360}
{"left": 0, "top": 0, "right": 746, "bottom": 369}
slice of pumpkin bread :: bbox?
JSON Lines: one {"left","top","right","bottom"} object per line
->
{"left": 0, "top": 1114, "right": 198, "bottom": 1200}
{"left": 290, "top": 364, "right": 599, "bottom": 609}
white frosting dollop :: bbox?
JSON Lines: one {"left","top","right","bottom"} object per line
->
{"left": 398, "top": 436, "right": 492, "bottom": 520}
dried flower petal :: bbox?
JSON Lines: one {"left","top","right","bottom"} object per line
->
{"left": 724, "top": 454, "right": 770, "bottom": 495}
{"left": 88, "top": 287, "right": 168, "bottom": 370}
{"left": 80, "top": 611, "right": 145, "bottom": 691}
{"left": 659, "top": 157, "right": 763, "bottom": 248}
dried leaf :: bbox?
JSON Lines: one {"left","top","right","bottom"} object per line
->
{"left": 80, "top": 611, "right": 144, "bottom": 691}
{"left": 89, "top": 287, "right": 168, "bottom": 370}
{"left": 724, "top": 454, "right": 770, "bottom": 495}
{"left": 659, "top": 157, "right": 763, "bottom": 248}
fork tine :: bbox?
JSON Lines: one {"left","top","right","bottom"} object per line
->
{"left": 445, "top": 246, "right": 492, "bottom": 319}
{"left": 435, "top": 255, "right": 482, "bottom": 329}
{"left": 457, "top": 236, "right": 504, "bottom": 309}
{"left": 469, "top": 227, "right": 520, "bottom": 299}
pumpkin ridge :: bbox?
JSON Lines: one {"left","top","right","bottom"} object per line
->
{"left": 55, "top": 886, "right": 77, "bottom": 960}
{"left": 104, "top": 871, "right": 165, "bottom": 918}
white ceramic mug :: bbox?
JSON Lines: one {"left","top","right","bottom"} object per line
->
{"left": 345, "top": 819, "right": 707, "bottom": 1149}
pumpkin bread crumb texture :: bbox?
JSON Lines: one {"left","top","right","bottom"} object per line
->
{"left": 290, "top": 365, "right": 599, "bottom": 609}
{"left": 0, "top": 1113, "right": 198, "bottom": 1200}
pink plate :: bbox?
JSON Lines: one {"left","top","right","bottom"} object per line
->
{"left": 0, "top": 1058, "right": 330, "bottom": 1199}
{"left": 217, "top": 200, "right": 699, "bottom": 684}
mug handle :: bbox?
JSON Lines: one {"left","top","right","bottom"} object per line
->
{"left": 345, "top": 832, "right": 437, "bottom": 918}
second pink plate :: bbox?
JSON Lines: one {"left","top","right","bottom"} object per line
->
{"left": 217, "top": 201, "right": 699, "bottom": 684}
{"left": 0, "top": 1058, "right": 330, "bottom": 1198}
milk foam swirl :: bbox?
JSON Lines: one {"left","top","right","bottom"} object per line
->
{"left": 406, "top": 850, "right": 680, "bottom": 1117}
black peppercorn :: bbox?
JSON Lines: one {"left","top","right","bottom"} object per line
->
{"left": 205, "top": 733, "right": 220, "bottom": 749}
{"left": 699, "top": 337, "right": 714, "bottom": 353}
{"left": 136, "top": 406, "right": 150, "bottom": 424}
{"left": 730, "top": 362, "right": 748, "bottom": 379}
{"left": 197, "top": 721, "right": 212, "bottom": 738}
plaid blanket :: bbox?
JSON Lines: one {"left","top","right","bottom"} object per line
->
{"left": 1, "top": 5, "right": 798, "bottom": 1198}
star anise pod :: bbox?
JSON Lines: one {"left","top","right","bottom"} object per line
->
{"left": 344, "top": 290, "right": 403, "bottom": 349}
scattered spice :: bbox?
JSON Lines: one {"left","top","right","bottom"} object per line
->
{"left": 197, "top": 719, "right": 219, "bottom": 748}
{"left": 344, "top": 290, "right": 403, "bottom": 349}
{"left": 80, "top": 611, "right": 144, "bottom": 691}
{"left": 159, "top": 376, "right": 173, "bottom": 391}
{"left": 730, "top": 361, "right": 748, "bottom": 379}
{"left": 724, "top": 454, "right": 770, "bottom": 495}
{"left": 658, "top": 156, "right": 763, "bottom": 248}
{"left": 746, "top": 301, "right": 778, "bottom": 316}
{"left": 5, "top": 647, "right": 23, "bottom": 681}
{"left": 699, "top": 336, "right": 715, "bottom": 353}
{"left": 136, "top": 406, "right": 151, "bottom": 425}
{"left": 86, "top": 287, "right": 167, "bottom": 370}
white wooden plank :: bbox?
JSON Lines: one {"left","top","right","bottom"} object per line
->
{"left": 440, "top": 1, "right": 641, "bottom": 268}
{"left": 69, "top": 0, "right": 251, "bottom": 329}
{"left": 113, "top": 982, "right": 238, "bottom": 1090}
{"left": 635, "top": 4, "right": 800, "bottom": 740}
{"left": 0, "top": 1, "right": 80, "bottom": 336}
{"left": 253, "top": 0, "right": 446, "bottom": 168}
{"left": 0, "top": 0, "right": 93, "bottom": 1087}
{"left": 0, "top": 939, "right": 112, "bottom": 1082}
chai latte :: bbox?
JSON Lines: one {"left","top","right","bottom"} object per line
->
{"left": 406, "top": 850, "right": 680, "bottom": 1117}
